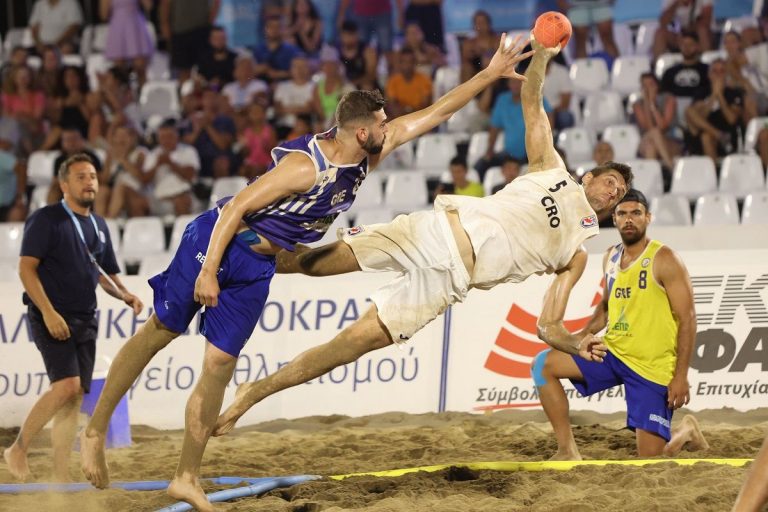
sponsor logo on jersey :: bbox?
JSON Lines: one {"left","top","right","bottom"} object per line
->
{"left": 580, "top": 214, "right": 598, "bottom": 228}
{"left": 641, "top": 258, "right": 650, "bottom": 268}
{"left": 347, "top": 226, "right": 365, "bottom": 236}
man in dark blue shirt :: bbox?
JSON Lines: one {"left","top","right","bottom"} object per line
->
{"left": 252, "top": 16, "right": 301, "bottom": 83}
{"left": 3, "top": 154, "right": 143, "bottom": 483}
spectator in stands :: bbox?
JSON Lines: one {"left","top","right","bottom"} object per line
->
{"left": 401, "top": 22, "right": 445, "bottom": 77}
{"left": 0, "top": 47, "right": 29, "bottom": 85}
{"left": 592, "top": 140, "right": 615, "bottom": 165}
{"left": 336, "top": 20, "right": 378, "bottom": 90}
{"left": 285, "top": 112, "right": 313, "bottom": 140}
{"left": 197, "top": 26, "right": 238, "bottom": 88}
{"left": 476, "top": 78, "right": 553, "bottom": 174}
{"left": 50, "top": 66, "right": 91, "bottom": 144}
{"left": 543, "top": 53, "right": 574, "bottom": 130}
{"left": 313, "top": 47, "right": 354, "bottom": 130}
{"left": 633, "top": 72, "right": 679, "bottom": 170}
{"left": 490, "top": 155, "right": 522, "bottom": 194}
{"left": 1, "top": 65, "right": 46, "bottom": 156}
{"left": 102, "top": 0, "right": 154, "bottom": 87}
{"left": 434, "top": 156, "right": 484, "bottom": 198}
{"left": 0, "top": 131, "right": 27, "bottom": 222}
{"left": 86, "top": 67, "right": 141, "bottom": 148}
{"left": 102, "top": 124, "right": 148, "bottom": 218}
{"left": 286, "top": 0, "right": 324, "bottom": 62}
{"left": 460, "top": 10, "right": 500, "bottom": 83}
{"left": 337, "top": 0, "right": 401, "bottom": 56}
{"left": 182, "top": 88, "right": 236, "bottom": 180}
{"left": 221, "top": 55, "right": 269, "bottom": 112}
{"left": 557, "top": 0, "right": 619, "bottom": 59}
{"left": 660, "top": 31, "right": 709, "bottom": 123}
{"left": 758, "top": 127, "right": 768, "bottom": 169}
{"left": 404, "top": 0, "right": 445, "bottom": 50}
{"left": 145, "top": 119, "right": 198, "bottom": 216}
{"left": 29, "top": 0, "right": 83, "bottom": 55}
{"left": 0, "top": 101, "right": 21, "bottom": 156}
{"left": 723, "top": 30, "right": 764, "bottom": 121}
{"left": 653, "top": 0, "right": 713, "bottom": 60}
{"left": 385, "top": 48, "right": 432, "bottom": 118}
{"left": 160, "top": 0, "right": 220, "bottom": 84}
{"left": 48, "top": 127, "right": 103, "bottom": 204}
{"left": 273, "top": 55, "right": 315, "bottom": 138}
{"left": 37, "top": 46, "right": 62, "bottom": 100}
{"left": 685, "top": 58, "right": 744, "bottom": 162}
{"left": 237, "top": 102, "right": 276, "bottom": 180}
{"left": 253, "top": 16, "right": 301, "bottom": 84}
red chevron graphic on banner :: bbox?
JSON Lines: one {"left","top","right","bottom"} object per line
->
{"left": 484, "top": 280, "right": 605, "bottom": 378}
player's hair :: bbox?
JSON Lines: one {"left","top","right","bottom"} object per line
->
{"left": 680, "top": 30, "right": 699, "bottom": 43}
{"left": 335, "top": 89, "right": 386, "bottom": 127}
{"left": 589, "top": 161, "right": 633, "bottom": 189}
{"left": 501, "top": 155, "right": 522, "bottom": 167}
{"left": 449, "top": 155, "right": 467, "bottom": 168}
{"left": 58, "top": 153, "right": 95, "bottom": 180}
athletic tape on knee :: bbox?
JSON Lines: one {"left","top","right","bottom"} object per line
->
{"left": 531, "top": 349, "right": 551, "bottom": 387}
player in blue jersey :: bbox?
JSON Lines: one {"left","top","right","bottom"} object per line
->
{"left": 81, "top": 34, "right": 533, "bottom": 511}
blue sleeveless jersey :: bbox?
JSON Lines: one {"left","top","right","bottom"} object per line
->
{"left": 216, "top": 128, "right": 369, "bottom": 251}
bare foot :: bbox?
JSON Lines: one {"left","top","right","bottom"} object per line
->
{"left": 80, "top": 429, "right": 110, "bottom": 489}
{"left": 212, "top": 383, "right": 250, "bottom": 437}
{"left": 168, "top": 475, "right": 213, "bottom": 512}
{"left": 665, "top": 414, "right": 709, "bottom": 456}
{"left": 549, "top": 449, "right": 582, "bottom": 461}
{"left": 3, "top": 444, "right": 30, "bottom": 482}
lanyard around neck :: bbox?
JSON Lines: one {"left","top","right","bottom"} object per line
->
{"left": 60, "top": 199, "right": 100, "bottom": 264}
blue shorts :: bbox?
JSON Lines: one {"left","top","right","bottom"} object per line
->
{"left": 570, "top": 351, "right": 672, "bottom": 441}
{"left": 148, "top": 209, "right": 276, "bottom": 357}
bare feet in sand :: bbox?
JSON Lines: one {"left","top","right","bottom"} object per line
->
{"left": 665, "top": 414, "right": 709, "bottom": 456}
{"left": 212, "top": 383, "right": 250, "bottom": 437}
{"left": 80, "top": 429, "right": 110, "bottom": 489}
{"left": 3, "top": 444, "right": 30, "bottom": 482}
{"left": 168, "top": 474, "right": 213, "bottom": 512}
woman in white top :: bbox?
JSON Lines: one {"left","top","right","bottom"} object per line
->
{"left": 101, "top": 124, "right": 148, "bottom": 218}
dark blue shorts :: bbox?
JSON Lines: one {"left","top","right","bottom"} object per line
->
{"left": 148, "top": 209, "right": 276, "bottom": 357}
{"left": 570, "top": 351, "right": 672, "bottom": 441}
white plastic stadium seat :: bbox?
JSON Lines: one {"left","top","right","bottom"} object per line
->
{"left": 139, "top": 80, "right": 180, "bottom": 120}
{"left": 439, "top": 168, "right": 480, "bottom": 184}
{"left": 625, "top": 159, "right": 664, "bottom": 201}
{"left": 483, "top": 167, "right": 505, "bottom": 196}
{"left": 611, "top": 56, "right": 650, "bottom": 96}
{"left": 601, "top": 124, "right": 641, "bottom": 161}
{"left": 168, "top": 214, "right": 196, "bottom": 253}
{"left": 669, "top": 156, "right": 718, "bottom": 200}
{"left": 29, "top": 184, "right": 49, "bottom": 214}
{"left": 433, "top": 66, "right": 460, "bottom": 101}
{"left": 0, "top": 222, "right": 24, "bottom": 261}
{"left": 89, "top": 24, "right": 110, "bottom": 54}
{"left": 634, "top": 21, "right": 659, "bottom": 57}
{"left": 446, "top": 100, "right": 480, "bottom": 134}
{"left": 121, "top": 216, "right": 166, "bottom": 262}
{"left": 719, "top": 154, "right": 765, "bottom": 199}
{"left": 569, "top": 58, "right": 610, "bottom": 97}
{"left": 352, "top": 172, "right": 384, "bottom": 209}
{"left": 414, "top": 133, "right": 459, "bottom": 171}
{"left": 27, "top": 150, "right": 60, "bottom": 186}
{"left": 744, "top": 117, "right": 768, "bottom": 153}
{"left": 723, "top": 16, "right": 758, "bottom": 35}
{"left": 3, "top": 28, "right": 33, "bottom": 59}
{"left": 377, "top": 139, "right": 414, "bottom": 170}
{"left": 86, "top": 53, "right": 112, "bottom": 90}
{"left": 742, "top": 192, "right": 768, "bottom": 224}
{"left": 383, "top": 172, "right": 429, "bottom": 210}
{"left": 582, "top": 91, "right": 625, "bottom": 133}
{"left": 147, "top": 52, "right": 171, "bottom": 81}
{"left": 574, "top": 161, "right": 596, "bottom": 178}
{"left": 210, "top": 176, "right": 248, "bottom": 204}
{"left": 701, "top": 50, "right": 726, "bottom": 65}
{"left": 556, "top": 127, "right": 595, "bottom": 164}
{"left": 650, "top": 195, "right": 692, "bottom": 226}
{"left": 655, "top": 53, "right": 684, "bottom": 79}
{"left": 467, "top": 131, "right": 504, "bottom": 169}
{"left": 138, "top": 252, "right": 173, "bottom": 277}
{"left": 693, "top": 193, "right": 740, "bottom": 226}
{"left": 61, "top": 54, "right": 84, "bottom": 67}
{"left": 589, "top": 22, "right": 634, "bottom": 57}
{"left": 104, "top": 218, "right": 122, "bottom": 255}
{"left": 352, "top": 207, "right": 395, "bottom": 226}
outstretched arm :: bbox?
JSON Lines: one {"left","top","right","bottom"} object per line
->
{"left": 194, "top": 153, "right": 317, "bottom": 307}
{"left": 522, "top": 36, "right": 566, "bottom": 173}
{"left": 372, "top": 34, "right": 533, "bottom": 168}
{"left": 537, "top": 248, "right": 607, "bottom": 361}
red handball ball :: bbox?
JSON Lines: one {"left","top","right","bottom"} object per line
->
{"left": 532, "top": 11, "right": 572, "bottom": 49}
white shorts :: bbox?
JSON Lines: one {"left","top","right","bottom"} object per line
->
{"left": 340, "top": 210, "right": 471, "bottom": 343}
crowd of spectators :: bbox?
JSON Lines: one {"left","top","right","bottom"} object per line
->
{"left": 0, "top": 0, "right": 767, "bottom": 225}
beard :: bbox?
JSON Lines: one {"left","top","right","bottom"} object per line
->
{"left": 362, "top": 133, "right": 385, "bottom": 155}
{"left": 75, "top": 196, "right": 95, "bottom": 209}
{"left": 619, "top": 226, "right": 646, "bottom": 246}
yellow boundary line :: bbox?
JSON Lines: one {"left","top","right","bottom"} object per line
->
{"left": 330, "top": 458, "right": 753, "bottom": 480}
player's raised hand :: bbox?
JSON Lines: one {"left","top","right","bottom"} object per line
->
{"left": 194, "top": 269, "right": 220, "bottom": 308}
{"left": 578, "top": 334, "right": 607, "bottom": 362}
{"left": 487, "top": 33, "right": 534, "bottom": 81}
{"left": 529, "top": 32, "right": 562, "bottom": 59}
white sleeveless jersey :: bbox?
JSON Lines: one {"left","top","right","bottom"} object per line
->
{"left": 434, "top": 167, "right": 599, "bottom": 289}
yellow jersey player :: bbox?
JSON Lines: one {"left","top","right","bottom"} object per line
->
{"left": 533, "top": 189, "right": 709, "bottom": 459}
